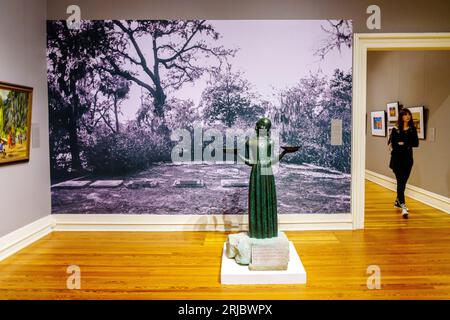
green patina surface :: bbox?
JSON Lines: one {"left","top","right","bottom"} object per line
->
{"left": 245, "top": 118, "right": 293, "bottom": 239}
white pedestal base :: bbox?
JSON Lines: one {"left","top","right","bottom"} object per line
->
{"left": 220, "top": 241, "right": 307, "bottom": 285}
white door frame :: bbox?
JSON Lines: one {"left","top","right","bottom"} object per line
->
{"left": 351, "top": 32, "right": 450, "bottom": 229}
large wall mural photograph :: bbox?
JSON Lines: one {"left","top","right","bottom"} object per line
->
{"left": 48, "top": 19, "right": 352, "bottom": 215}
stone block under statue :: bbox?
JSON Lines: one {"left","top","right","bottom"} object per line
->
{"left": 226, "top": 232, "right": 290, "bottom": 270}
{"left": 221, "top": 232, "right": 306, "bottom": 284}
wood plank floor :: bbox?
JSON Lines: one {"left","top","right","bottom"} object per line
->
{"left": 0, "top": 180, "right": 449, "bottom": 299}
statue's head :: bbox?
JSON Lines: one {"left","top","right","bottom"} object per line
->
{"left": 255, "top": 118, "right": 271, "bottom": 133}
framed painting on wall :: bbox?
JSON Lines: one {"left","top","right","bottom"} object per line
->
{"left": 386, "top": 101, "right": 399, "bottom": 122}
{"left": 0, "top": 82, "right": 33, "bottom": 165}
{"left": 370, "top": 111, "right": 386, "bottom": 136}
{"left": 407, "top": 106, "right": 425, "bottom": 139}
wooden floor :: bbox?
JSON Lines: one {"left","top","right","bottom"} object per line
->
{"left": 1, "top": 180, "right": 449, "bottom": 299}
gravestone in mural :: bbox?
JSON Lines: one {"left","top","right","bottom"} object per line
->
{"left": 225, "top": 118, "right": 300, "bottom": 270}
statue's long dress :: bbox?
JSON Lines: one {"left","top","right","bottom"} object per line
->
{"left": 247, "top": 138, "right": 278, "bottom": 239}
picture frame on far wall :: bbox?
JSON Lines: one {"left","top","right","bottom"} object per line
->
{"left": 370, "top": 111, "right": 386, "bottom": 136}
{"left": 408, "top": 106, "right": 425, "bottom": 139}
{"left": 387, "top": 125, "right": 395, "bottom": 137}
{"left": 387, "top": 101, "right": 399, "bottom": 121}
{"left": 0, "top": 81, "right": 33, "bottom": 165}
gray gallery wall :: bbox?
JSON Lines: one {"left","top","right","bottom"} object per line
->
{"left": 366, "top": 51, "right": 450, "bottom": 198}
{"left": 46, "top": 0, "right": 450, "bottom": 32}
{"left": 0, "top": 0, "right": 50, "bottom": 237}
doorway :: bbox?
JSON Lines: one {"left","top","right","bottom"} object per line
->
{"left": 351, "top": 33, "right": 450, "bottom": 229}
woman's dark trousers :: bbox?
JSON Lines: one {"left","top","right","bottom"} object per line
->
{"left": 393, "top": 162, "right": 413, "bottom": 204}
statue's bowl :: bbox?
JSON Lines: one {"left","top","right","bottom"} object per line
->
{"left": 281, "top": 146, "right": 300, "bottom": 153}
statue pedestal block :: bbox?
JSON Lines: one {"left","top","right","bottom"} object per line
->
{"left": 225, "top": 232, "right": 290, "bottom": 269}
{"left": 220, "top": 242, "right": 307, "bottom": 284}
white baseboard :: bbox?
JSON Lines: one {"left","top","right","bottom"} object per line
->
{"left": 0, "top": 215, "right": 54, "bottom": 262}
{"left": 53, "top": 214, "right": 353, "bottom": 232}
{"left": 365, "top": 170, "right": 450, "bottom": 214}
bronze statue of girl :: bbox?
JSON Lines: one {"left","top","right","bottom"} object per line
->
{"left": 236, "top": 117, "right": 299, "bottom": 239}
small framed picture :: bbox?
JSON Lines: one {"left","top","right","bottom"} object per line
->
{"left": 386, "top": 102, "right": 399, "bottom": 122}
{"left": 370, "top": 111, "right": 386, "bottom": 136}
{"left": 407, "top": 106, "right": 425, "bottom": 139}
{"left": 387, "top": 125, "right": 395, "bottom": 137}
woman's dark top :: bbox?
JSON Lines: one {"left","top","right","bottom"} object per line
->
{"left": 389, "top": 125, "right": 419, "bottom": 170}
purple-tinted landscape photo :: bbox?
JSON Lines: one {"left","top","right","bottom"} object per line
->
{"left": 47, "top": 19, "right": 352, "bottom": 214}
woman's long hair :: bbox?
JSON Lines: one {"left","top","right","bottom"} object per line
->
{"left": 397, "top": 108, "right": 414, "bottom": 130}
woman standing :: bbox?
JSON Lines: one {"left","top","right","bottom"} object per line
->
{"left": 388, "top": 108, "right": 419, "bottom": 218}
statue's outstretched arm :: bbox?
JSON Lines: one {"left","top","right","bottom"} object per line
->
{"left": 223, "top": 147, "right": 253, "bottom": 166}
{"left": 258, "top": 150, "right": 287, "bottom": 166}
{"left": 237, "top": 152, "right": 253, "bottom": 167}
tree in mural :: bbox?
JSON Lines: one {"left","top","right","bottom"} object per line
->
{"left": 201, "top": 67, "right": 264, "bottom": 128}
{"left": 318, "top": 69, "right": 352, "bottom": 172}
{"left": 97, "top": 74, "right": 130, "bottom": 134}
{"left": 47, "top": 20, "right": 120, "bottom": 171}
{"left": 98, "top": 20, "right": 235, "bottom": 133}
{"left": 48, "top": 20, "right": 236, "bottom": 173}
{"left": 48, "top": 19, "right": 352, "bottom": 176}
{"left": 271, "top": 69, "right": 352, "bottom": 173}
{"left": 273, "top": 72, "right": 327, "bottom": 153}
{"left": 164, "top": 97, "right": 201, "bottom": 131}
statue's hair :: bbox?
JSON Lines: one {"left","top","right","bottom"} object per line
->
{"left": 256, "top": 117, "right": 271, "bottom": 130}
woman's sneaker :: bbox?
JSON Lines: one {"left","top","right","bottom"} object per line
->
{"left": 401, "top": 203, "right": 409, "bottom": 218}
{"left": 394, "top": 199, "right": 402, "bottom": 209}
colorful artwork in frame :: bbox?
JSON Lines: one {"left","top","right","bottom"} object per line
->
{"left": 386, "top": 101, "right": 399, "bottom": 122}
{"left": 0, "top": 82, "right": 33, "bottom": 165}
{"left": 407, "top": 106, "right": 425, "bottom": 139}
{"left": 370, "top": 111, "right": 386, "bottom": 136}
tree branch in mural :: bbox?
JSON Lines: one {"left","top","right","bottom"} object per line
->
{"left": 100, "top": 20, "right": 235, "bottom": 129}
{"left": 314, "top": 20, "right": 352, "bottom": 60}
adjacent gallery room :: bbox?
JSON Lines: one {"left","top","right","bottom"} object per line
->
{"left": 0, "top": 0, "right": 449, "bottom": 300}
